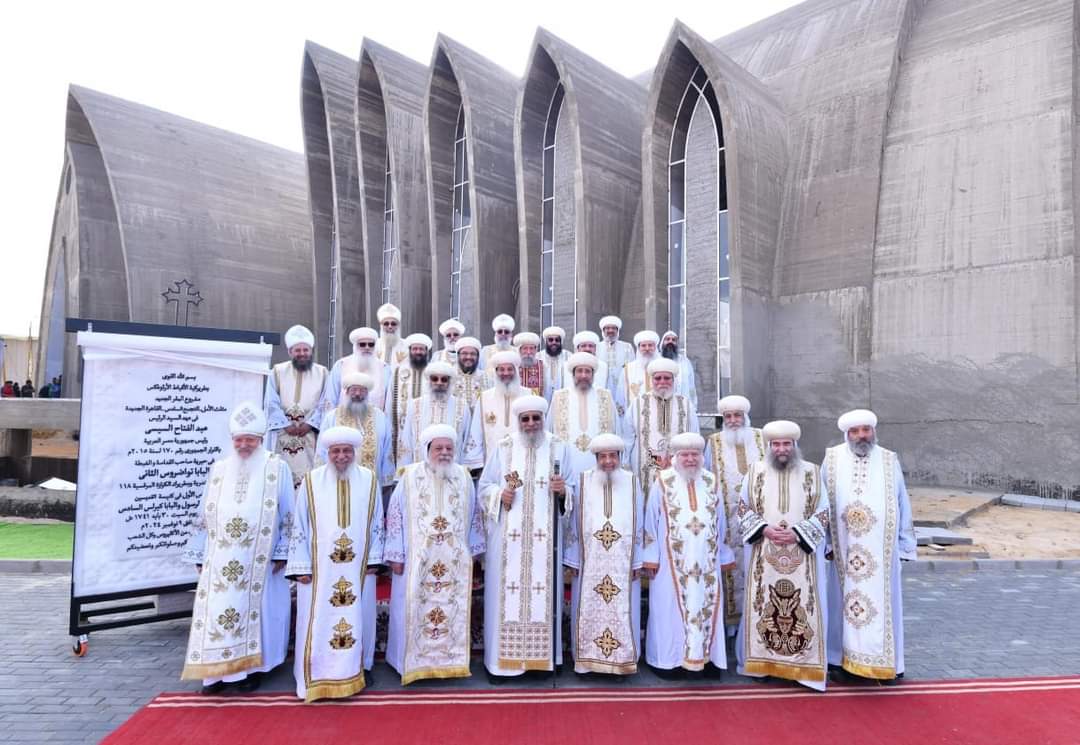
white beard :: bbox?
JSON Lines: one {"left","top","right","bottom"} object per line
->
{"left": 675, "top": 464, "right": 702, "bottom": 483}
{"left": 381, "top": 331, "right": 399, "bottom": 346}
{"left": 496, "top": 340, "right": 511, "bottom": 350}
{"left": 430, "top": 389, "right": 449, "bottom": 404}
{"left": 721, "top": 426, "right": 751, "bottom": 448}
{"left": 637, "top": 352, "right": 657, "bottom": 364}
{"left": 347, "top": 400, "right": 369, "bottom": 421}
{"left": 653, "top": 389, "right": 674, "bottom": 401}
{"left": 520, "top": 430, "right": 545, "bottom": 449}
{"left": 426, "top": 461, "right": 455, "bottom": 480}
{"left": 496, "top": 379, "right": 522, "bottom": 397}
{"left": 353, "top": 350, "right": 375, "bottom": 370}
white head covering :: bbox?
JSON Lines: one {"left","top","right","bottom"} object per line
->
{"left": 229, "top": 401, "right": 267, "bottom": 437}
{"left": 573, "top": 330, "right": 600, "bottom": 347}
{"left": 599, "top": 316, "right": 622, "bottom": 330}
{"left": 439, "top": 319, "right": 465, "bottom": 336}
{"left": 838, "top": 409, "right": 878, "bottom": 433}
{"left": 420, "top": 423, "right": 458, "bottom": 453}
{"left": 542, "top": 326, "right": 565, "bottom": 340}
{"left": 661, "top": 330, "right": 678, "bottom": 343}
{"left": 376, "top": 303, "right": 402, "bottom": 323}
{"left": 318, "top": 425, "right": 363, "bottom": 451}
{"left": 669, "top": 432, "right": 706, "bottom": 453}
{"left": 646, "top": 358, "right": 680, "bottom": 378}
{"left": 511, "top": 395, "right": 549, "bottom": 418}
{"left": 404, "top": 333, "right": 433, "bottom": 350}
{"left": 490, "top": 350, "right": 522, "bottom": 368}
{"left": 284, "top": 324, "right": 315, "bottom": 350}
{"left": 342, "top": 371, "right": 374, "bottom": 391}
{"left": 588, "top": 433, "right": 625, "bottom": 453}
{"left": 513, "top": 331, "right": 541, "bottom": 348}
{"left": 349, "top": 327, "right": 378, "bottom": 345}
{"left": 456, "top": 336, "right": 481, "bottom": 352}
{"left": 718, "top": 395, "right": 751, "bottom": 414}
{"left": 763, "top": 420, "right": 801, "bottom": 442}
{"left": 425, "top": 361, "right": 456, "bottom": 380}
{"left": 567, "top": 352, "right": 598, "bottom": 372}
{"left": 492, "top": 314, "right": 516, "bottom": 332}
{"left": 633, "top": 330, "right": 660, "bottom": 347}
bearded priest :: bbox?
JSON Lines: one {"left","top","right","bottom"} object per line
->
{"left": 265, "top": 324, "right": 328, "bottom": 488}
{"left": 324, "top": 327, "right": 389, "bottom": 415}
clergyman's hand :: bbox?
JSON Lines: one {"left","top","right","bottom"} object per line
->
{"left": 764, "top": 526, "right": 797, "bottom": 546}
{"left": 272, "top": 560, "right": 287, "bottom": 574}
{"left": 296, "top": 575, "right": 312, "bottom": 585}
{"left": 501, "top": 487, "right": 515, "bottom": 510}
{"left": 550, "top": 475, "right": 566, "bottom": 495}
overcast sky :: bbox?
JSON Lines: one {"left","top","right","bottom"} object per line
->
{"left": 0, "top": 0, "right": 800, "bottom": 338}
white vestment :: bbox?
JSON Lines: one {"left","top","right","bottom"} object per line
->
{"left": 641, "top": 468, "right": 734, "bottom": 671}
{"left": 462, "top": 386, "right": 526, "bottom": 470}
{"left": 564, "top": 468, "right": 643, "bottom": 674}
{"left": 265, "top": 361, "right": 329, "bottom": 488}
{"left": 317, "top": 405, "right": 396, "bottom": 488}
{"left": 623, "top": 393, "right": 700, "bottom": 488}
{"left": 477, "top": 433, "right": 579, "bottom": 675}
{"left": 324, "top": 355, "right": 390, "bottom": 415}
{"left": 599, "top": 338, "right": 635, "bottom": 391}
{"left": 705, "top": 428, "right": 765, "bottom": 633}
{"left": 822, "top": 444, "right": 916, "bottom": 679}
{"left": 384, "top": 462, "right": 486, "bottom": 683}
{"left": 398, "top": 394, "right": 472, "bottom": 469}
{"left": 547, "top": 386, "right": 619, "bottom": 476}
{"left": 383, "top": 364, "right": 429, "bottom": 469}
{"left": 375, "top": 337, "right": 409, "bottom": 368}
{"left": 479, "top": 343, "right": 516, "bottom": 371}
{"left": 541, "top": 350, "right": 570, "bottom": 391}
{"left": 615, "top": 357, "right": 696, "bottom": 415}
{"left": 286, "top": 463, "right": 384, "bottom": 701}
{"left": 735, "top": 460, "right": 830, "bottom": 690}
{"left": 452, "top": 369, "right": 491, "bottom": 412}
{"left": 561, "top": 357, "right": 610, "bottom": 393}
{"left": 181, "top": 450, "right": 293, "bottom": 685}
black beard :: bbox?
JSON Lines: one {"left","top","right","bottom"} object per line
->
{"left": 545, "top": 343, "right": 562, "bottom": 357}
{"left": 291, "top": 357, "right": 313, "bottom": 371}
{"left": 661, "top": 344, "right": 678, "bottom": 360}
{"left": 459, "top": 361, "right": 478, "bottom": 374}
{"left": 409, "top": 354, "right": 428, "bottom": 370}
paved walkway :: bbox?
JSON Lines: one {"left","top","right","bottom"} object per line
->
{"left": 2, "top": 568, "right": 1079, "bottom": 743}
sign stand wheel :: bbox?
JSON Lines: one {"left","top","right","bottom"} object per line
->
{"left": 72, "top": 634, "right": 89, "bottom": 657}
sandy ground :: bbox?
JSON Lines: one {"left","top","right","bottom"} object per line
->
{"left": 31, "top": 430, "right": 78, "bottom": 459}
{"left": 936, "top": 504, "right": 1080, "bottom": 560}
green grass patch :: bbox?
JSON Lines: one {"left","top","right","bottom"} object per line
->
{"left": 0, "top": 521, "right": 74, "bottom": 560}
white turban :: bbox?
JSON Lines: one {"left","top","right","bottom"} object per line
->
{"left": 646, "top": 358, "right": 680, "bottom": 378}
{"left": 567, "top": 352, "right": 598, "bottom": 372}
{"left": 229, "top": 401, "right": 267, "bottom": 437}
{"left": 349, "top": 327, "right": 378, "bottom": 345}
{"left": 439, "top": 319, "right": 465, "bottom": 336}
{"left": 284, "top": 324, "right": 315, "bottom": 350}
{"left": 425, "top": 361, "right": 456, "bottom": 380}
{"left": 342, "top": 371, "right": 374, "bottom": 391}
{"left": 669, "top": 432, "right": 705, "bottom": 453}
{"left": 490, "top": 350, "right": 521, "bottom": 368}
{"left": 492, "top": 314, "right": 515, "bottom": 332}
{"left": 456, "top": 336, "right": 481, "bottom": 352}
{"left": 542, "top": 326, "right": 565, "bottom": 340}
{"left": 318, "top": 425, "right": 363, "bottom": 451}
{"left": 661, "top": 330, "right": 678, "bottom": 342}
{"left": 404, "top": 333, "right": 433, "bottom": 350}
{"left": 511, "top": 395, "right": 548, "bottom": 418}
{"left": 513, "top": 331, "right": 541, "bottom": 348}
{"left": 634, "top": 330, "right": 660, "bottom": 347}
{"left": 763, "top": 420, "right": 801, "bottom": 442}
{"left": 420, "top": 423, "right": 457, "bottom": 453}
{"left": 573, "top": 330, "right": 600, "bottom": 347}
{"left": 599, "top": 316, "right": 622, "bottom": 330}
{"left": 376, "top": 303, "right": 401, "bottom": 322}
{"left": 588, "top": 433, "right": 625, "bottom": 453}
{"left": 718, "top": 395, "right": 751, "bottom": 414}
{"left": 838, "top": 409, "right": 878, "bottom": 433}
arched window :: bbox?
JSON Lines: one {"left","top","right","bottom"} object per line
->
{"left": 328, "top": 228, "right": 337, "bottom": 362}
{"left": 381, "top": 153, "right": 397, "bottom": 304}
{"left": 450, "top": 104, "right": 470, "bottom": 320}
{"left": 540, "top": 82, "right": 564, "bottom": 328}
{"left": 668, "top": 64, "right": 729, "bottom": 397}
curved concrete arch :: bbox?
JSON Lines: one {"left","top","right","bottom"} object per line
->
{"left": 641, "top": 21, "right": 788, "bottom": 413}
{"left": 423, "top": 35, "right": 519, "bottom": 335}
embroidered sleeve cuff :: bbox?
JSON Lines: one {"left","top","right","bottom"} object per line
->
{"left": 642, "top": 562, "right": 660, "bottom": 571}
{"left": 285, "top": 563, "right": 311, "bottom": 578}
{"left": 384, "top": 549, "right": 405, "bottom": 563}
{"left": 739, "top": 512, "right": 767, "bottom": 544}
{"left": 793, "top": 519, "right": 825, "bottom": 553}
{"left": 745, "top": 524, "right": 766, "bottom": 545}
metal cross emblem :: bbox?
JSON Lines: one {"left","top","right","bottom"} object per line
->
{"left": 161, "top": 279, "right": 203, "bottom": 326}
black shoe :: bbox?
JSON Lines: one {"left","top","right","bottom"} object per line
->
{"left": 486, "top": 671, "right": 509, "bottom": 686}
{"left": 200, "top": 681, "right": 227, "bottom": 695}
{"left": 880, "top": 674, "right": 903, "bottom": 687}
{"left": 235, "top": 672, "right": 263, "bottom": 692}
{"left": 704, "top": 663, "right": 725, "bottom": 680}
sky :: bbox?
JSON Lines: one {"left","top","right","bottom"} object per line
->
{"left": 0, "top": 0, "right": 801, "bottom": 338}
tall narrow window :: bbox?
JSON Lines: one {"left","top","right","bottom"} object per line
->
{"left": 540, "top": 83, "right": 564, "bottom": 329}
{"left": 450, "top": 104, "right": 470, "bottom": 320}
{"left": 381, "top": 153, "right": 397, "bottom": 304}
{"left": 328, "top": 227, "right": 338, "bottom": 364}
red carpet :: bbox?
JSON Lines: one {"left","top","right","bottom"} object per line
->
{"left": 104, "top": 676, "right": 1080, "bottom": 745}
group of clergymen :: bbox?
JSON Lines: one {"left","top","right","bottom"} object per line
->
{"left": 180, "top": 304, "right": 916, "bottom": 702}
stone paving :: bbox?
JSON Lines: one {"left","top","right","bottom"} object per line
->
{"left": 2, "top": 568, "right": 1079, "bottom": 744}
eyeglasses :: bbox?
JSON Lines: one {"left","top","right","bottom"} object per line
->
{"left": 429, "top": 376, "right": 450, "bottom": 383}
{"left": 495, "top": 329, "right": 512, "bottom": 336}
{"left": 381, "top": 321, "right": 399, "bottom": 328}
{"left": 355, "top": 341, "right": 375, "bottom": 348}
{"left": 518, "top": 414, "right": 543, "bottom": 423}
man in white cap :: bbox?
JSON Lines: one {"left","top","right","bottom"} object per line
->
{"left": 181, "top": 402, "right": 294, "bottom": 694}
{"left": 623, "top": 357, "right": 700, "bottom": 489}
{"left": 660, "top": 330, "right": 698, "bottom": 410}
{"left": 324, "top": 327, "right": 389, "bottom": 415}
{"left": 641, "top": 431, "right": 734, "bottom": 675}
{"left": 477, "top": 395, "right": 579, "bottom": 679}
{"left": 615, "top": 329, "right": 661, "bottom": 414}
{"left": 398, "top": 361, "right": 471, "bottom": 469}
{"left": 561, "top": 330, "right": 609, "bottom": 392}
{"left": 265, "top": 325, "right": 329, "bottom": 488}
{"left": 735, "top": 420, "right": 830, "bottom": 690}
{"left": 563, "top": 433, "right": 644, "bottom": 676}
{"left": 374, "top": 303, "right": 408, "bottom": 367}
{"left": 451, "top": 336, "right": 491, "bottom": 409}
{"left": 705, "top": 394, "right": 764, "bottom": 635}
{"left": 541, "top": 326, "right": 569, "bottom": 391}
{"left": 463, "top": 350, "right": 527, "bottom": 473}
{"left": 286, "top": 425, "right": 385, "bottom": 700}
{"left": 823, "top": 409, "right": 915, "bottom": 685}
{"left": 513, "top": 331, "right": 551, "bottom": 401}
{"left": 599, "top": 315, "right": 635, "bottom": 391}
{"left": 548, "top": 352, "right": 618, "bottom": 476}
{"left": 384, "top": 333, "right": 433, "bottom": 469}
{"left": 385, "top": 423, "right": 485, "bottom": 684}
{"left": 435, "top": 318, "right": 466, "bottom": 365}
{"left": 319, "top": 372, "right": 394, "bottom": 491}
{"left": 480, "top": 313, "right": 516, "bottom": 370}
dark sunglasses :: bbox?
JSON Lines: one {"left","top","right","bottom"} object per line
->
{"left": 429, "top": 376, "right": 450, "bottom": 383}
{"left": 518, "top": 414, "right": 543, "bottom": 423}
{"left": 355, "top": 341, "right": 375, "bottom": 348}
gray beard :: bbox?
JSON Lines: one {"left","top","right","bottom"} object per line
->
{"left": 767, "top": 449, "right": 802, "bottom": 472}
{"left": 353, "top": 352, "right": 375, "bottom": 370}
{"left": 430, "top": 389, "right": 449, "bottom": 404}
{"left": 600, "top": 468, "right": 616, "bottom": 486}
{"left": 674, "top": 464, "right": 702, "bottom": 483}
{"left": 381, "top": 332, "right": 399, "bottom": 346}
{"left": 496, "top": 379, "right": 522, "bottom": 397}
{"left": 653, "top": 389, "right": 674, "bottom": 401}
{"left": 521, "top": 356, "right": 537, "bottom": 367}
{"left": 347, "top": 400, "right": 369, "bottom": 421}
{"left": 849, "top": 439, "right": 875, "bottom": 458}
{"left": 496, "top": 340, "right": 511, "bottom": 350}
{"left": 334, "top": 464, "right": 352, "bottom": 478}
{"left": 426, "top": 461, "right": 454, "bottom": 479}
{"left": 721, "top": 426, "right": 751, "bottom": 448}
{"left": 521, "top": 430, "right": 545, "bottom": 449}
{"left": 575, "top": 380, "right": 592, "bottom": 392}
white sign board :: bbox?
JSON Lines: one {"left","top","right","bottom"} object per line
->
{"left": 72, "top": 332, "right": 271, "bottom": 597}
